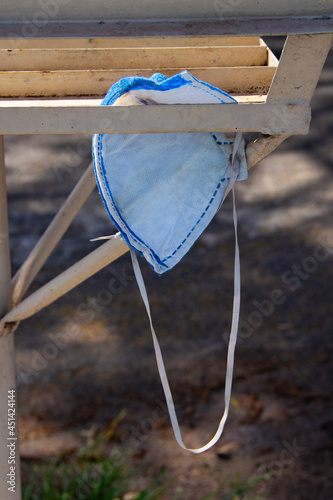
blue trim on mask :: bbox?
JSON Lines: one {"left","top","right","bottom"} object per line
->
{"left": 94, "top": 133, "right": 168, "bottom": 271}
{"left": 92, "top": 137, "right": 140, "bottom": 256}
{"left": 161, "top": 172, "right": 231, "bottom": 263}
{"left": 211, "top": 134, "right": 234, "bottom": 146}
{"left": 101, "top": 73, "right": 186, "bottom": 106}
{"left": 182, "top": 72, "right": 238, "bottom": 103}
{"left": 101, "top": 71, "right": 237, "bottom": 106}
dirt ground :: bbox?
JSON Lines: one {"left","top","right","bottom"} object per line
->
{"left": 4, "top": 38, "right": 333, "bottom": 499}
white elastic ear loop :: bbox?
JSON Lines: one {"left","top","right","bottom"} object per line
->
{"left": 130, "top": 133, "right": 242, "bottom": 454}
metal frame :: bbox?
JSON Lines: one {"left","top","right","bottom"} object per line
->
{"left": 0, "top": 3, "right": 332, "bottom": 497}
{"left": 1, "top": 34, "right": 330, "bottom": 327}
{"left": 0, "top": 0, "right": 332, "bottom": 37}
{"left": 0, "top": 102, "right": 311, "bottom": 135}
{"left": 1, "top": 0, "right": 331, "bottom": 21}
{"left": 0, "top": 137, "right": 22, "bottom": 499}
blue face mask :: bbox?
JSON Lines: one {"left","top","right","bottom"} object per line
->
{"left": 92, "top": 71, "right": 248, "bottom": 453}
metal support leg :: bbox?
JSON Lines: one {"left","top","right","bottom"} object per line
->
{"left": 0, "top": 136, "right": 21, "bottom": 499}
{"left": 12, "top": 162, "right": 96, "bottom": 306}
{"left": 1, "top": 235, "right": 129, "bottom": 325}
{"left": 246, "top": 134, "right": 290, "bottom": 169}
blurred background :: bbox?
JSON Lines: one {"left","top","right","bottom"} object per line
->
{"left": 4, "top": 38, "right": 333, "bottom": 499}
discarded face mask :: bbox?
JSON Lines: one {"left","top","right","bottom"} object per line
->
{"left": 92, "top": 70, "right": 248, "bottom": 453}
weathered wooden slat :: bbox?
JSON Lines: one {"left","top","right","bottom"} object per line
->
{"left": 0, "top": 46, "right": 268, "bottom": 71}
{"left": 0, "top": 95, "right": 267, "bottom": 107}
{"left": 0, "top": 36, "right": 261, "bottom": 49}
{"left": 0, "top": 45, "right": 268, "bottom": 71}
{"left": 0, "top": 101, "right": 310, "bottom": 135}
{"left": 0, "top": 66, "right": 276, "bottom": 97}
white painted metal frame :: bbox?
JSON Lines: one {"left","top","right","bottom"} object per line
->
{"left": 1, "top": 0, "right": 331, "bottom": 22}
{"left": 2, "top": 34, "right": 331, "bottom": 329}
{"left": 0, "top": 1, "right": 332, "bottom": 38}
{"left": 0, "top": 2, "right": 332, "bottom": 497}
{"left": 0, "top": 137, "right": 22, "bottom": 499}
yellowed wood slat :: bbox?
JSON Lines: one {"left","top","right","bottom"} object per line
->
{"left": 0, "top": 36, "right": 261, "bottom": 49}
{"left": 0, "top": 67, "right": 276, "bottom": 97}
{"left": 0, "top": 46, "right": 268, "bottom": 71}
{"left": 197, "top": 67, "right": 276, "bottom": 94}
{"left": 232, "top": 94, "right": 266, "bottom": 103}
{"left": 0, "top": 95, "right": 267, "bottom": 106}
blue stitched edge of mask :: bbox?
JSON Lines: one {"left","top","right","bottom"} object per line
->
{"left": 160, "top": 169, "right": 231, "bottom": 265}
{"left": 93, "top": 134, "right": 166, "bottom": 270}
{"left": 100, "top": 71, "right": 237, "bottom": 106}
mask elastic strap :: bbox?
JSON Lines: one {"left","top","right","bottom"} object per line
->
{"left": 130, "top": 133, "right": 242, "bottom": 454}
